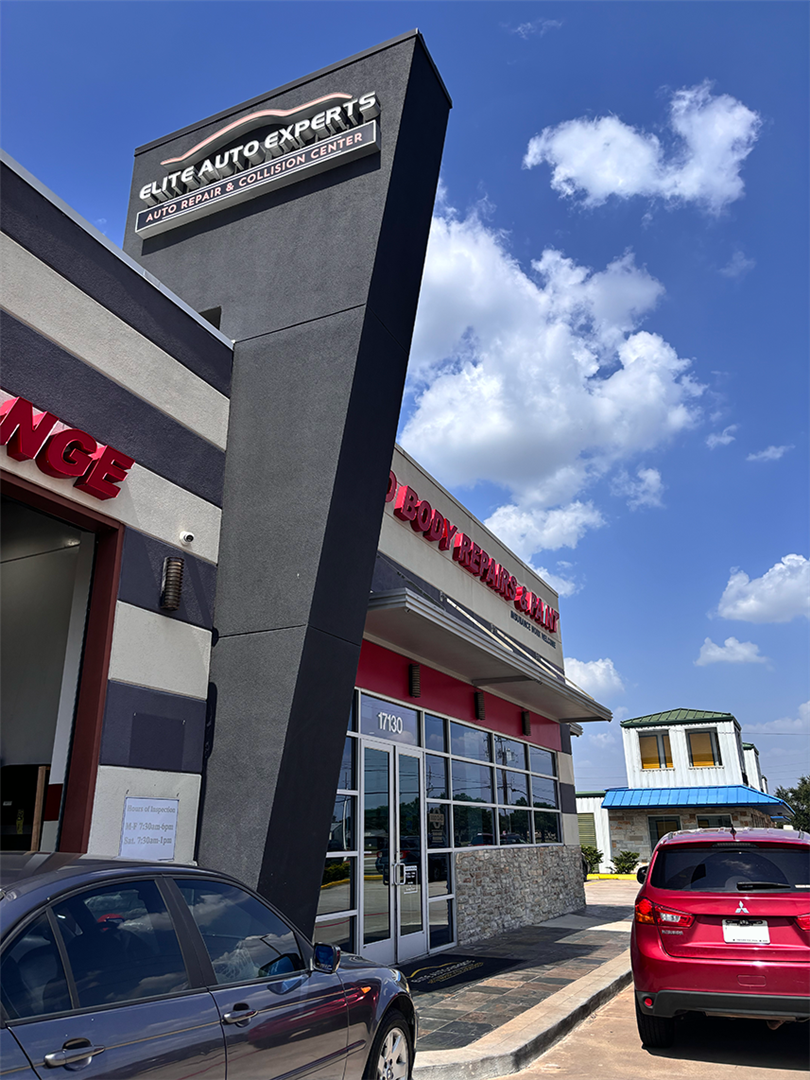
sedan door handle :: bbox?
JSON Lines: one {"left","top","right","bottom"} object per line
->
{"left": 44, "top": 1044, "right": 106, "bottom": 1067}
{"left": 222, "top": 1008, "right": 258, "bottom": 1025}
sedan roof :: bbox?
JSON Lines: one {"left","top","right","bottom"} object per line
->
{"left": 0, "top": 852, "right": 209, "bottom": 900}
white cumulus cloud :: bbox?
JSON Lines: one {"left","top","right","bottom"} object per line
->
{"left": 510, "top": 17, "right": 562, "bottom": 39}
{"left": 717, "top": 555, "right": 810, "bottom": 623}
{"left": 719, "top": 250, "right": 755, "bottom": 279}
{"left": 565, "top": 657, "right": 625, "bottom": 700}
{"left": 747, "top": 445, "right": 793, "bottom": 462}
{"left": 611, "top": 466, "right": 664, "bottom": 509}
{"left": 404, "top": 202, "right": 704, "bottom": 563}
{"left": 524, "top": 81, "right": 761, "bottom": 214}
{"left": 744, "top": 701, "right": 810, "bottom": 735}
{"left": 694, "top": 636, "right": 768, "bottom": 666}
{"left": 707, "top": 425, "right": 738, "bottom": 449}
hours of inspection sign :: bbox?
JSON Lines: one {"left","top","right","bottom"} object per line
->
{"left": 120, "top": 797, "right": 179, "bottom": 860}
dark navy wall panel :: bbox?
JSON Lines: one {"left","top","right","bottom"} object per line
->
{"left": 559, "top": 724, "right": 572, "bottom": 756}
{"left": 559, "top": 781, "right": 577, "bottom": 816}
{"left": 1, "top": 160, "right": 233, "bottom": 396}
{"left": 118, "top": 529, "right": 217, "bottom": 629}
{"left": 0, "top": 311, "right": 225, "bottom": 507}
{"left": 100, "top": 680, "right": 206, "bottom": 773}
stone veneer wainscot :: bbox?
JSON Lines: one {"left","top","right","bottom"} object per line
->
{"left": 454, "top": 846, "right": 585, "bottom": 945}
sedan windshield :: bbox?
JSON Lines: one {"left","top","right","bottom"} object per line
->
{"left": 650, "top": 844, "right": 810, "bottom": 893}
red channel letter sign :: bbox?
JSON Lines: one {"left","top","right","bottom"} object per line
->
{"left": 0, "top": 396, "right": 134, "bottom": 500}
{"left": 385, "top": 470, "right": 560, "bottom": 635}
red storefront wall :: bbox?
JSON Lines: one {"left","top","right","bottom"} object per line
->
{"left": 356, "top": 639, "right": 562, "bottom": 752}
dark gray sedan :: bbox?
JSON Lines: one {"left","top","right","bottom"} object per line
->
{"left": 0, "top": 853, "right": 416, "bottom": 1079}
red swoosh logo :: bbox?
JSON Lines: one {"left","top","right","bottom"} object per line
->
{"left": 160, "top": 93, "right": 353, "bottom": 168}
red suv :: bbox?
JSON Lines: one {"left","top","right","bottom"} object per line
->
{"left": 631, "top": 827, "right": 810, "bottom": 1047}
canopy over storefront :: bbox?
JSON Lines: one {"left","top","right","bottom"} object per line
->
{"left": 365, "top": 588, "right": 612, "bottom": 726}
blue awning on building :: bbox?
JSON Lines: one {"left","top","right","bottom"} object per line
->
{"left": 601, "top": 785, "right": 793, "bottom": 817}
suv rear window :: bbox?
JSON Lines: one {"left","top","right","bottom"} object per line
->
{"left": 650, "top": 843, "right": 810, "bottom": 893}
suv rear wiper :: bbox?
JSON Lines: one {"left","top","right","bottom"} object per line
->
{"left": 737, "top": 881, "right": 788, "bottom": 891}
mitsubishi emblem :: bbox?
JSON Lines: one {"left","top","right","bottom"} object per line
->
{"left": 735, "top": 900, "right": 749, "bottom": 914}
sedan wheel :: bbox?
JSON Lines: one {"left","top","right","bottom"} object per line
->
{"left": 365, "top": 1010, "right": 413, "bottom": 1080}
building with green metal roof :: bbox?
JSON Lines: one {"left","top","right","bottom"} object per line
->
{"left": 577, "top": 707, "right": 784, "bottom": 869}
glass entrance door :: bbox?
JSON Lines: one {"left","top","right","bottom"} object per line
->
{"left": 361, "top": 743, "right": 427, "bottom": 963}
{"left": 395, "top": 749, "right": 426, "bottom": 962}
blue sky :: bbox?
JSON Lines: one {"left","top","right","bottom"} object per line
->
{"left": 2, "top": 2, "right": 808, "bottom": 796}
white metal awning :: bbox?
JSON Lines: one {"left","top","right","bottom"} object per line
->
{"left": 364, "top": 589, "right": 611, "bottom": 725}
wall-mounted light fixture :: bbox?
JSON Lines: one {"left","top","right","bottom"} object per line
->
{"left": 160, "top": 557, "right": 185, "bottom": 610}
{"left": 521, "top": 711, "right": 531, "bottom": 736}
{"left": 474, "top": 690, "right": 486, "bottom": 722}
{"left": 409, "top": 664, "right": 421, "bottom": 698}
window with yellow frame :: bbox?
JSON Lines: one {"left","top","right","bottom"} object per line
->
{"left": 638, "top": 731, "right": 673, "bottom": 770}
{"left": 687, "top": 729, "right": 722, "bottom": 768}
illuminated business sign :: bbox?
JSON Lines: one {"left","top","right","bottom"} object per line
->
{"left": 385, "top": 472, "right": 560, "bottom": 636}
{"left": 135, "top": 91, "right": 381, "bottom": 237}
{"left": 0, "top": 395, "right": 134, "bottom": 500}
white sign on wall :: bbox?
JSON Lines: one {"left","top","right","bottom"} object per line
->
{"left": 119, "top": 797, "right": 179, "bottom": 861}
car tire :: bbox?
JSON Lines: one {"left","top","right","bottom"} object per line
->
{"left": 363, "top": 1008, "right": 414, "bottom": 1080}
{"left": 634, "top": 997, "right": 675, "bottom": 1048}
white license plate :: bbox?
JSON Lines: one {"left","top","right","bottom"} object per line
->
{"left": 722, "top": 919, "right": 769, "bottom": 944}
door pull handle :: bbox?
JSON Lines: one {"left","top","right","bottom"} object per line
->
{"left": 222, "top": 1008, "right": 258, "bottom": 1024}
{"left": 44, "top": 1044, "right": 106, "bottom": 1067}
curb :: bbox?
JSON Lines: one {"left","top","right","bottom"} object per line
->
{"left": 412, "top": 949, "right": 632, "bottom": 1080}
{"left": 586, "top": 874, "right": 638, "bottom": 880}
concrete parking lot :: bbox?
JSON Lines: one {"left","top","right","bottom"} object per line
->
{"left": 491, "top": 983, "right": 810, "bottom": 1079}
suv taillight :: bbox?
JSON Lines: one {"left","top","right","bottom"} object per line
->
{"left": 655, "top": 905, "right": 694, "bottom": 928}
{"left": 634, "top": 898, "right": 693, "bottom": 928}
{"left": 635, "top": 898, "right": 655, "bottom": 924}
{"left": 796, "top": 914, "right": 810, "bottom": 931}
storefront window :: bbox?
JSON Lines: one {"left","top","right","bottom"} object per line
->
{"left": 317, "top": 857, "right": 355, "bottom": 917}
{"left": 450, "top": 722, "right": 491, "bottom": 762}
{"left": 529, "top": 746, "right": 556, "bottom": 776}
{"left": 327, "top": 795, "right": 354, "bottom": 852}
{"left": 454, "top": 805, "right": 494, "bottom": 847}
{"left": 314, "top": 915, "right": 354, "bottom": 951}
{"left": 427, "top": 854, "right": 451, "bottom": 896}
{"left": 496, "top": 769, "right": 529, "bottom": 806}
{"left": 424, "top": 714, "right": 447, "bottom": 752}
{"left": 534, "top": 811, "right": 561, "bottom": 844}
{"left": 359, "top": 695, "right": 418, "bottom": 746}
{"left": 427, "top": 803, "right": 449, "bottom": 848}
{"left": 428, "top": 900, "right": 453, "bottom": 949}
{"left": 531, "top": 775, "right": 558, "bottom": 809}
{"left": 499, "top": 808, "right": 531, "bottom": 844}
{"left": 337, "top": 737, "right": 355, "bottom": 790}
{"left": 494, "top": 736, "right": 527, "bottom": 769}
{"left": 425, "top": 755, "right": 448, "bottom": 799}
{"left": 452, "top": 760, "right": 494, "bottom": 803}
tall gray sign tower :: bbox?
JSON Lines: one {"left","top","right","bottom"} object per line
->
{"left": 123, "top": 32, "right": 450, "bottom": 932}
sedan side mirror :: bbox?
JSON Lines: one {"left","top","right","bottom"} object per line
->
{"left": 313, "top": 943, "right": 341, "bottom": 973}
{"left": 636, "top": 865, "right": 648, "bottom": 884}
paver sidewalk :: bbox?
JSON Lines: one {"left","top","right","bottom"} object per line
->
{"left": 411, "top": 879, "right": 638, "bottom": 1079}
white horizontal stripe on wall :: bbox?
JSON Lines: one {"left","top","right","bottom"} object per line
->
{"left": 0, "top": 391, "right": 221, "bottom": 564}
{"left": 109, "top": 602, "right": 211, "bottom": 701}
{"left": 87, "top": 766, "right": 201, "bottom": 862}
{"left": 0, "top": 232, "right": 229, "bottom": 450}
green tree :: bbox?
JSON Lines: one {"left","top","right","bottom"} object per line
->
{"left": 610, "top": 850, "right": 640, "bottom": 874}
{"left": 581, "top": 845, "right": 603, "bottom": 873}
{"left": 775, "top": 776, "right": 810, "bottom": 832}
